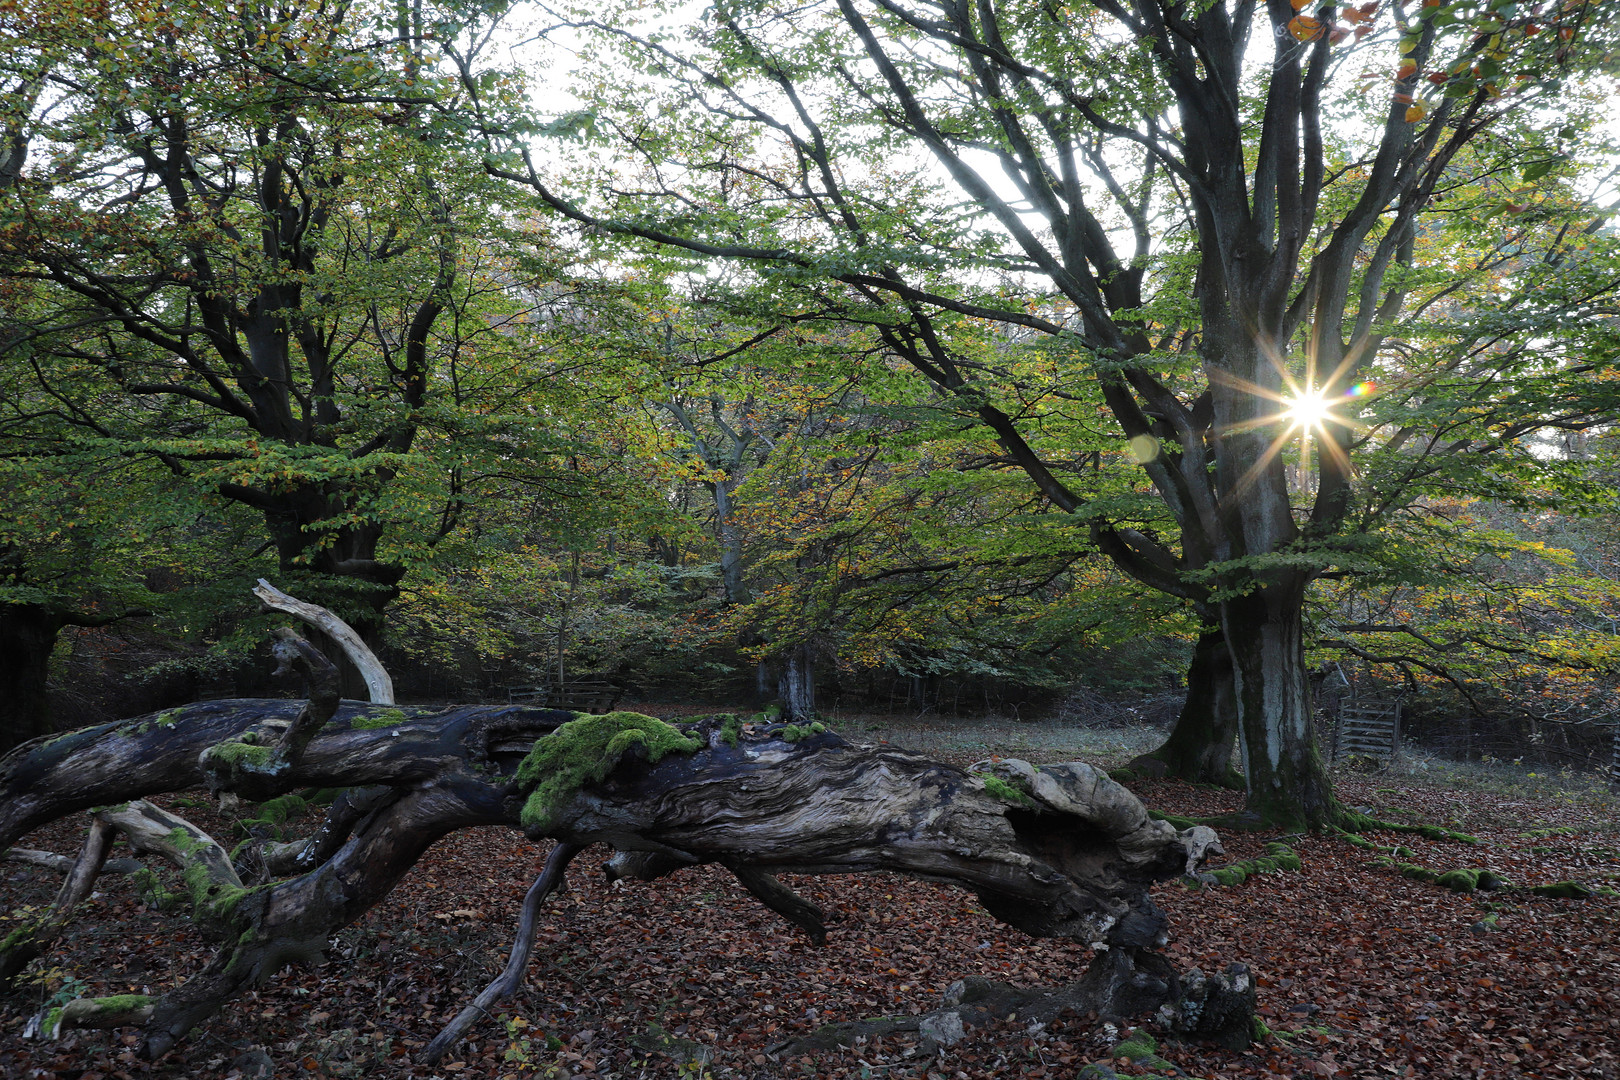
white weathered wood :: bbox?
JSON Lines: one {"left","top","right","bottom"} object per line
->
{"left": 3, "top": 848, "right": 141, "bottom": 874}
{"left": 253, "top": 579, "right": 394, "bottom": 704}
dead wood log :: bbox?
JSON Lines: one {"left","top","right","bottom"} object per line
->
{"left": 1, "top": 705, "right": 1251, "bottom": 1057}
{"left": 0, "top": 583, "right": 1251, "bottom": 1060}
{"left": 3, "top": 847, "right": 142, "bottom": 874}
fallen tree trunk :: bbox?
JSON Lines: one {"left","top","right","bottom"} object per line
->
{"left": 1, "top": 702, "right": 1251, "bottom": 1056}
{"left": 0, "top": 598, "right": 1255, "bottom": 1061}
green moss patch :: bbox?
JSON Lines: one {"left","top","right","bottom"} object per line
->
{"left": 1339, "top": 812, "right": 1478, "bottom": 844}
{"left": 1, "top": 923, "right": 37, "bottom": 953}
{"left": 1398, "top": 862, "right": 1439, "bottom": 883}
{"left": 1199, "top": 842, "right": 1302, "bottom": 887}
{"left": 1532, "top": 880, "right": 1596, "bottom": 899}
{"left": 351, "top": 708, "right": 409, "bottom": 730}
{"left": 515, "top": 712, "right": 702, "bottom": 832}
{"left": 1112, "top": 1030, "right": 1176, "bottom": 1073}
{"left": 87, "top": 993, "right": 153, "bottom": 1012}
{"left": 975, "top": 772, "right": 1035, "bottom": 807}
{"left": 777, "top": 721, "right": 826, "bottom": 743}
{"left": 204, "top": 737, "right": 274, "bottom": 769}
{"left": 1437, "top": 868, "right": 1481, "bottom": 892}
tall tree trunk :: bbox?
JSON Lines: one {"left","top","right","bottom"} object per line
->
{"left": 1222, "top": 588, "right": 1339, "bottom": 829}
{"left": 1131, "top": 626, "right": 1240, "bottom": 787}
{"left": 0, "top": 603, "right": 62, "bottom": 755}
{"left": 778, "top": 643, "right": 815, "bottom": 720}
{"left": 713, "top": 479, "right": 751, "bottom": 606}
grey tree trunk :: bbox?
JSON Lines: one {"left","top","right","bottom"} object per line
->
{"left": 1131, "top": 626, "right": 1240, "bottom": 787}
{"left": 777, "top": 642, "right": 815, "bottom": 720}
{"left": 1222, "top": 589, "right": 1337, "bottom": 829}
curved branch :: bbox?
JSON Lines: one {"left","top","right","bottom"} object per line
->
{"left": 253, "top": 579, "right": 394, "bottom": 704}
{"left": 423, "top": 842, "right": 585, "bottom": 1064}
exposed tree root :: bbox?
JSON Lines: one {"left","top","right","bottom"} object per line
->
{"left": 1336, "top": 813, "right": 1480, "bottom": 844}
{"left": 1189, "top": 842, "right": 1303, "bottom": 888}
{"left": 1331, "top": 825, "right": 1617, "bottom": 899}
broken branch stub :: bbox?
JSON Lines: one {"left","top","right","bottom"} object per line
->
{"left": 252, "top": 578, "right": 394, "bottom": 705}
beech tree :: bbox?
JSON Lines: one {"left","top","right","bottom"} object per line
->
{"left": 0, "top": 0, "right": 592, "bottom": 697}
{"left": 484, "top": 0, "right": 1620, "bottom": 826}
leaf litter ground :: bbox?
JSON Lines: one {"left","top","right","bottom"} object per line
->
{"left": 1, "top": 714, "right": 1617, "bottom": 1080}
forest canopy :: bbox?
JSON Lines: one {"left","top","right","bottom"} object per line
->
{"left": 1, "top": 0, "right": 1618, "bottom": 816}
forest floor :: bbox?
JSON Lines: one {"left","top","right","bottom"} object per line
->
{"left": 2, "top": 705, "right": 1617, "bottom": 1080}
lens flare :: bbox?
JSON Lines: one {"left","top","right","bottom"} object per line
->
{"left": 1284, "top": 391, "right": 1333, "bottom": 429}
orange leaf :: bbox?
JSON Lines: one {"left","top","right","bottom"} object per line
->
{"left": 1405, "top": 104, "right": 1424, "bottom": 122}
{"left": 1289, "top": 14, "right": 1323, "bottom": 40}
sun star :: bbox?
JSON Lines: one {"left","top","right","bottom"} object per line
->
{"left": 1284, "top": 389, "right": 1333, "bottom": 431}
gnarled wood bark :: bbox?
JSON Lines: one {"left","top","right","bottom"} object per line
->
{"left": 253, "top": 579, "right": 395, "bottom": 706}
{"left": 1, "top": 701, "right": 1249, "bottom": 1057}
{"left": 0, "top": 592, "right": 1253, "bottom": 1060}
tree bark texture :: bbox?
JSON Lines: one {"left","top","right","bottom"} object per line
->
{"left": 0, "top": 603, "right": 60, "bottom": 756}
{"left": 0, "top": 700, "right": 1248, "bottom": 1057}
{"left": 1223, "top": 590, "right": 1338, "bottom": 829}
{"left": 777, "top": 642, "right": 816, "bottom": 720}
{"left": 1132, "top": 626, "right": 1240, "bottom": 787}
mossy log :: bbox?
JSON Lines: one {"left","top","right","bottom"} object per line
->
{"left": 1, "top": 690, "right": 1249, "bottom": 1060}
